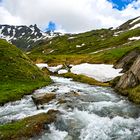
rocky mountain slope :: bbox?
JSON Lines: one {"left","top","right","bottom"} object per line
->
{"left": 0, "top": 39, "right": 51, "bottom": 105}
{"left": 0, "top": 24, "right": 61, "bottom": 51}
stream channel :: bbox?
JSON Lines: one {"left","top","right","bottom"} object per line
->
{"left": 0, "top": 76, "right": 140, "bottom": 140}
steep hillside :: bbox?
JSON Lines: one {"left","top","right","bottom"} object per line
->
{"left": 28, "top": 17, "right": 140, "bottom": 65}
{"left": 0, "top": 24, "right": 61, "bottom": 51}
{"left": 0, "top": 39, "right": 51, "bottom": 105}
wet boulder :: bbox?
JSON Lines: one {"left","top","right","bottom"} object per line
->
{"left": 32, "top": 93, "right": 56, "bottom": 107}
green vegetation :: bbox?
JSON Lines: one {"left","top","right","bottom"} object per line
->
{"left": 125, "top": 85, "right": 140, "bottom": 104}
{"left": 0, "top": 39, "right": 51, "bottom": 105}
{"left": 59, "top": 73, "right": 109, "bottom": 87}
{"left": 29, "top": 28, "right": 140, "bottom": 56}
{"left": 29, "top": 40, "right": 140, "bottom": 66}
{"left": 0, "top": 110, "right": 59, "bottom": 140}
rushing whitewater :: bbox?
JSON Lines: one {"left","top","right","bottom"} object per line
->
{"left": 0, "top": 76, "right": 140, "bottom": 140}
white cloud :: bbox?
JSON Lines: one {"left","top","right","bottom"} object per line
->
{"left": 0, "top": 0, "right": 140, "bottom": 33}
{"left": 0, "top": 6, "right": 22, "bottom": 25}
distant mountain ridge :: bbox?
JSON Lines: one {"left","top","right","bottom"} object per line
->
{"left": 0, "top": 24, "right": 62, "bottom": 50}
{"left": 0, "top": 16, "right": 140, "bottom": 52}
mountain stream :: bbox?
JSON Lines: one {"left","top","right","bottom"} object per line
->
{"left": 0, "top": 76, "right": 140, "bottom": 140}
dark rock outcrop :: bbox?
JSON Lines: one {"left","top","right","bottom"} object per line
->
{"left": 114, "top": 49, "right": 140, "bottom": 72}
{"left": 115, "top": 56, "right": 140, "bottom": 89}
{"left": 113, "top": 49, "right": 140, "bottom": 103}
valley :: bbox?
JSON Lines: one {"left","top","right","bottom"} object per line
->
{"left": 0, "top": 16, "right": 140, "bottom": 140}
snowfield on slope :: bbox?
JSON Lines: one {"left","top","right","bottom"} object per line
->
{"left": 70, "top": 63, "right": 123, "bottom": 82}
{"left": 36, "top": 63, "right": 123, "bottom": 82}
{"left": 129, "top": 36, "right": 140, "bottom": 40}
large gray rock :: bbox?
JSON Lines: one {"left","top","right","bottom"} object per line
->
{"left": 32, "top": 93, "right": 56, "bottom": 109}
{"left": 115, "top": 55, "right": 140, "bottom": 89}
{"left": 114, "top": 49, "right": 140, "bottom": 72}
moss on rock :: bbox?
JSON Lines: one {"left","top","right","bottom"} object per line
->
{"left": 0, "top": 110, "right": 60, "bottom": 140}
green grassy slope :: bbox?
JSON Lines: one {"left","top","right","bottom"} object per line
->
{"left": 0, "top": 39, "right": 51, "bottom": 105}
{"left": 28, "top": 26, "right": 140, "bottom": 66}
{"left": 29, "top": 28, "right": 140, "bottom": 55}
{"left": 29, "top": 39, "right": 140, "bottom": 66}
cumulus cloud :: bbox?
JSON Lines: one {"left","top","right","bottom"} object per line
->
{"left": 0, "top": 0, "right": 140, "bottom": 32}
{"left": 0, "top": 6, "right": 22, "bottom": 25}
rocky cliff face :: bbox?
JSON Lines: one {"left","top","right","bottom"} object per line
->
{"left": 115, "top": 55, "right": 140, "bottom": 89}
{"left": 114, "top": 49, "right": 140, "bottom": 73}
{"left": 114, "top": 49, "right": 140, "bottom": 103}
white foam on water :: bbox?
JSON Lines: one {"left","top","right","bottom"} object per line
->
{"left": 63, "top": 109, "right": 140, "bottom": 140}
{"left": 39, "top": 124, "right": 69, "bottom": 140}
{"left": 0, "top": 96, "right": 57, "bottom": 124}
{"left": 0, "top": 76, "right": 140, "bottom": 140}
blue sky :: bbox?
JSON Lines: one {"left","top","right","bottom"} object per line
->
{"left": 46, "top": 21, "right": 56, "bottom": 32}
{"left": 108, "top": 0, "right": 137, "bottom": 10}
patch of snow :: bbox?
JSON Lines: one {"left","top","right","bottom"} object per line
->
{"left": 81, "top": 43, "right": 85, "bottom": 46}
{"left": 129, "top": 36, "right": 140, "bottom": 40}
{"left": 13, "top": 37, "right": 17, "bottom": 40}
{"left": 90, "top": 47, "right": 116, "bottom": 54}
{"left": 40, "top": 31, "right": 47, "bottom": 36}
{"left": 18, "top": 27, "right": 22, "bottom": 30}
{"left": 13, "top": 29, "right": 16, "bottom": 37}
{"left": 0, "top": 29, "right": 3, "bottom": 37}
{"left": 76, "top": 43, "right": 85, "bottom": 48}
{"left": 130, "top": 23, "right": 140, "bottom": 30}
{"left": 48, "top": 65, "right": 63, "bottom": 73}
{"left": 68, "top": 37, "right": 76, "bottom": 40}
{"left": 32, "top": 37, "right": 43, "bottom": 42}
{"left": 3, "top": 35, "right": 13, "bottom": 41}
{"left": 49, "top": 50, "right": 54, "bottom": 53}
{"left": 36, "top": 63, "right": 63, "bottom": 73}
{"left": 114, "top": 31, "right": 124, "bottom": 36}
{"left": 7, "top": 28, "right": 11, "bottom": 34}
{"left": 36, "top": 63, "right": 48, "bottom": 69}
{"left": 113, "top": 34, "right": 118, "bottom": 37}
{"left": 26, "top": 52, "right": 31, "bottom": 54}
{"left": 34, "top": 32, "right": 38, "bottom": 36}
{"left": 22, "top": 32, "right": 25, "bottom": 36}
{"left": 58, "top": 69, "right": 68, "bottom": 74}
{"left": 70, "top": 63, "right": 123, "bottom": 82}
{"left": 130, "top": 17, "right": 140, "bottom": 25}
{"left": 30, "top": 27, "right": 35, "bottom": 33}
{"left": 76, "top": 45, "right": 82, "bottom": 48}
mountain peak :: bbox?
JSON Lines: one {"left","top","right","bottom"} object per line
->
{"left": 0, "top": 24, "right": 59, "bottom": 50}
